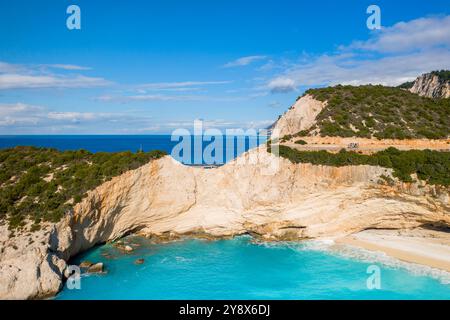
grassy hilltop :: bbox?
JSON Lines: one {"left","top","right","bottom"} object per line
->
{"left": 0, "top": 147, "right": 166, "bottom": 230}
{"left": 294, "top": 85, "right": 450, "bottom": 139}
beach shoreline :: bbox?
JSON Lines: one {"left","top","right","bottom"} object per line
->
{"left": 336, "top": 229, "right": 450, "bottom": 273}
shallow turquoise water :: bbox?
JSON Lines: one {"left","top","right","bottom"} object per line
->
{"left": 56, "top": 236, "right": 450, "bottom": 300}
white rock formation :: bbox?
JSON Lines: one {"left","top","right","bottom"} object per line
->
{"left": 0, "top": 147, "right": 449, "bottom": 299}
{"left": 271, "top": 95, "right": 325, "bottom": 138}
{"left": 0, "top": 224, "right": 66, "bottom": 299}
{"left": 410, "top": 72, "right": 450, "bottom": 98}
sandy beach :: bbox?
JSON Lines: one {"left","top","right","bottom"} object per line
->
{"left": 336, "top": 229, "right": 450, "bottom": 272}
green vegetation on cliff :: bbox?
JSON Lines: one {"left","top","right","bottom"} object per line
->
{"left": 397, "top": 70, "right": 450, "bottom": 89}
{"left": 397, "top": 81, "right": 414, "bottom": 89}
{"left": 0, "top": 147, "right": 167, "bottom": 229}
{"left": 273, "top": 145, "right": 450, "bottom": 186}
{"left": 431, "top": 70, "right": 450, "bottom": 82}
{"left": 298, "top": 85, "right": 450, "bottom": 139}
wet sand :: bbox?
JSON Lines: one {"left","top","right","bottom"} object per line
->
{"left": 336, "top": 229, "right": 450, "bottom": 272}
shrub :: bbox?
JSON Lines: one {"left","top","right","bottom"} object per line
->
{"left": 276, "top": 145, "right": 450, "bottom": 186}
{"left": 296, "top": 85, "right": 449, "bottom": 139}
{"left": 0, "top": 147, "right": 167, "bottom": 229}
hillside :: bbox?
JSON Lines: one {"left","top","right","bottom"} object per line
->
{"left": 0, "top": 147, "right": 166, "bottom": 229}
{"left": 285, "top": 85, "right": 450, "bottom": 139}
{"left": 274, "top": 145, "right": 450, "bottom": 186}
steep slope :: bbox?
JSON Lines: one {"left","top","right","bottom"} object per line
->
{"left": 1, "top": 148, "right": 448, "bottom": 299}
{"left": 409, "top": 70, "right": 450, "bottom": 99}
{"left": 274, "top": 85, "right": 450, "bottom": 140}
{"left": 271, "top": 94, "right": 326, "bottom": 137}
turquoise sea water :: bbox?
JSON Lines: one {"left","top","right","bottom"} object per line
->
{"left": 56, "top": 236, "right": 450, "bottom": 300}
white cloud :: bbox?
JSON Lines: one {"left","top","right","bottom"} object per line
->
{"left": 155, "top": 119, "right": 273, "bottom": 131}
{"left": 0, "top": 102, "right": 139, "bottom": 130}
{"left": 138, "top": 81, "right": 231, "bottom": 90}
{"left": 345, "top": 15, "right": 450, "bottom": 53}
{"left": 47, "top": 64, "right": 92, "bottom": 71}
{"left": 279, "top": 49, "right": 450, "bottom": 88}
{"left": 97, "top": 93, "right": 248, "bottom": 103}
{"left": 223, "top": 55, "right": 267, "bottom": 68}
{"left": 0, "top": 61, "right": 109, "bottom": 90}
{"left": 47, "top": 112, "right": 99, "bottom": 122}
{"left": 264, "top": 15, "right": 450, "bottom": 92}
{"left": 96, "top": 94, "right": 206, "bottom": 102}
{"left": 0, "top": 102, "right": 270, "bottom": 134}
{"left": 0, "top": 62, "right": 24, "bottom": 73}
{"left": 0, "top": 102, "right": 43, "bottom": 115}
{"left": 267, "top": 77, "right": 297, "bottom": 93}
{"left": 0, "top": 103, "right": 44, "bottom": 126}
{"left": 0, "top": 74, "right": 111, "bottom": 90}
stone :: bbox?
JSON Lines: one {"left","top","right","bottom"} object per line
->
{"left": 270, "top": 94, "right": 325, "bottom": 138}
{"left": 79, "top": 260, "right": 93, "bottom": 268}
{"left": 134, "top": 258, "right": 145, "bottom": 265}
{"left": 409, "top": 72, "right": 450, "bottom": 98}
{"left": 86, "top": 262, "right": 104, "bottom": 274}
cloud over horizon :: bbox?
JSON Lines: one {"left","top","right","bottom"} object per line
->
{"left": 0, "top": 102, "right": 272, "bottom": 134}
{"left": 223, "top": 55, "right": 267, "bottom": 68}
{"left": 264, "top": 15, "right": 450, "bottom": 93}
{"left": 0, "top": 61, "right": 110, "bottom": 90}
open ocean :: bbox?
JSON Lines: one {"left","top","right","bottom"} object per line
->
{"left": 0, "top": 135, "right": 266, "bottom": 164}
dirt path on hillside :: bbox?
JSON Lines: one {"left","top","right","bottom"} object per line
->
{"left": 284, "top": 137, "right": 450, "bottom": 154}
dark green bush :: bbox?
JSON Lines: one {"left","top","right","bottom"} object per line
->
{"left": 431, "top": 70, "right": 450, "bottom": 82}
{"left": 296, "top": 85, "right": 449, "bottom": 139}
{"left": 276, "top": 145, "right": 450, "bottom": 186}
{"left": 0, "top": 146, "right": 167, "bottom": 229}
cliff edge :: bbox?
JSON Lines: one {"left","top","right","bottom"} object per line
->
{"left": 1, "top": 148, "right": 448, "bottom": 299}
{"left": 409, "top": 71, "right": 450, "bottom": 99}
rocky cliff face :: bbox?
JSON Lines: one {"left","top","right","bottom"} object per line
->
{"left": 410, "top": 72, "right": 450, "bottom": 98}
{"left": 0, "top": 223, "right": 66, "bottom": 299}
{"left": 1, "top": 147, "right": 448, "bottom": 299}
{"left": 271, "top": 95, "right": 325, "bottom": 137}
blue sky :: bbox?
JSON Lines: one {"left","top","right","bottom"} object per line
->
{"left": 0, "top": 0, "right": 449, "bottom": 134}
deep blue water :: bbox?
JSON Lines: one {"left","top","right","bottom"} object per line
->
{"left": 0, "top": 135, "right": 265, "bottom": 164}
{"left": 56, "top": 236, "right": 450, "bottom": 300}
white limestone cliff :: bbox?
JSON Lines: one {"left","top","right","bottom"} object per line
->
{"left": 1, "top": 147, "right": 448, "bottom": 299}
{"left": 409, "top": 72, "right": 450, "bottom": 98}
{"left": 271, "top": 95, "right": 325, "bottom": 137}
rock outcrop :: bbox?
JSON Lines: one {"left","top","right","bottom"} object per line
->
{"left": 271, "top": 95, "right": 325, "bottom": 137}
{"left": 1, "top": 147, "right": 448, "bottom": 299}
{"left": 409, "top": 72, "right": 450, "bottom": 99}
{"left": 0, "top": 224, "right": 66, "bottom": 299}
